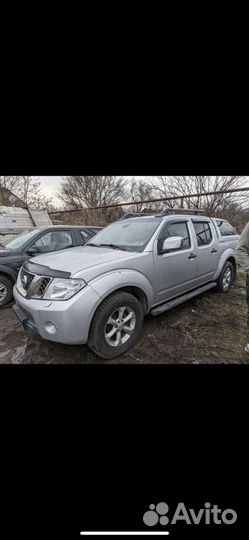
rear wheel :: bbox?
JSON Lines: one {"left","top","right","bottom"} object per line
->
{"left": 0, "top": 274, "right": 14, "bottom": 307}
{"left": 216, "top": 262, "right": 234, "bottom": 293}
{"left": 88, "top": 291, "right": 144, "bottom": 359}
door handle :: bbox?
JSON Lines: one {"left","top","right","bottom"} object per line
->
{"left": 188, "top": 253, "right": 197, "bottom": 260}
{"left": 211, "top": 248, "right": 218, "bottom": 254}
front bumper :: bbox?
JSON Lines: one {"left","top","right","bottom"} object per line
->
{"left": 13, "top": 303, "right": 39, "bottom": 335}
{"left": 13, "top": 283, "right": 102, "bottom": 345}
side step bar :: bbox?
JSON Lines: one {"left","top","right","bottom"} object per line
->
{"left": 150, "top": 282, "right": 217, "bottom": 316}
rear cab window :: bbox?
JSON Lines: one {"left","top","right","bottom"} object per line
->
{"left": 215, "top": 220, "right": 237, "bottom": 236}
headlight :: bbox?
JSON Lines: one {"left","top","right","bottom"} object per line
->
{"left": 42, "top": 278, "right": 87, "bottom": 300}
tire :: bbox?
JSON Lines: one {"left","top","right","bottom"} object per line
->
{"left": 0, "top": 274, "right": 14, "bottom": 307}
{"left": 216, "top": 262, "right": 234, "bottom": 293}
{"left": 88, "top": 291, "right": 144, "bottom": 359}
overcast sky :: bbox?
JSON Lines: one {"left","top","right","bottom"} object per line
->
{"left": 39, "top": 176, "right": 62, "bottom": 204}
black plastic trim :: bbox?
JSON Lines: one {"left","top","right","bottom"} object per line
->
{"left": 23, "top": 261, "right": 71, "bottom": 279}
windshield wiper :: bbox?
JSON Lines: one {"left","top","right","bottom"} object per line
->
{"left": 98, "top": 243, "right": 128, "bottom": 251}
{"left": 86, "top": 242, "right": 128, "bottom": 251}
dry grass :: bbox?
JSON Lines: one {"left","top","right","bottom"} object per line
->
{"left": 119, "top": 269, "right": 249, "bottom": 364}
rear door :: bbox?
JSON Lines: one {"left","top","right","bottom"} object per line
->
{"left": 191, "top": 219, "right": 219, "bottom": 284}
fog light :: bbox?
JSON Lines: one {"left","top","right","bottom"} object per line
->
{"left": 45, "top": 321, "right": 57, "bottom": 334}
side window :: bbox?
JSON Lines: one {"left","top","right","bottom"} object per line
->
{"left": 80, "top": 229, "right": 93, "bottom": 244}
{"left": 32, "top": 230, "right": 73, "bottom": 253}
{"left": 159, "top": 221, "right": 191, "bottom": 252}
{"left": 193, "top": 222, "right": 212, "bottom": 246}
{"left": 90, "top": 228, "right": 102, "bottom": 234}
{"left": 217, "top": 220, "right": 237, "bottom": 236}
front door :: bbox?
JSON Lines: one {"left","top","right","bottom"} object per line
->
{"left": 22, "top": 229, "right": 74, "bottom": 264}
{"left": 154, "top": 219, "right": 198, "bottom": 303}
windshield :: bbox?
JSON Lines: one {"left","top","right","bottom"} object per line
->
{"left": 87, "top": 218, "right": 162, "bottom": 252}
{"left": 5, "top": 229, "right": 39, "bottom": 250}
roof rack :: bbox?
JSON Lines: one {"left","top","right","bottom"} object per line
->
{"left": 119, "top": 208, "right": 206, "bottom": 220}
{"left": 159, "top": 208, "right": 205, "bottom": 217}
{"left": 119, "top": 212, "right": 156, "bottom": 220}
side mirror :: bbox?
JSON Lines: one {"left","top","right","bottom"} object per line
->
{"left": 160, "top": 236, "right": 183, "bottom": 253}
{"left": 26, "top": 245, "right": 40, "bottom": 256}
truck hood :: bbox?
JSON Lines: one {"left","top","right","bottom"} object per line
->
{"left": 30, "top": 246, "right": 136, "bottom": 276}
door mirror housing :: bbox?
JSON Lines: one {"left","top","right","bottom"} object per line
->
{"left": 160, "top": 236, "right": 183, "bottom": 253}
{"left": 26, "top": 245, "right": 40, "bottom": 256}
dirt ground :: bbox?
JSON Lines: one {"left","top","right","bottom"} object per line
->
{"left": 0, "top": 270, "right": 248, "bottom": 364}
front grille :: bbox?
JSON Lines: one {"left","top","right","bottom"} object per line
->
{"left": 36, "top": 277, "right": 51, "bottom": 297}
{"left": 18, "top": 268, "right": 52, "bottom": 299}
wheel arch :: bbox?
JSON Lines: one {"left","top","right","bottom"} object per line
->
{"left": 94, "top": 285, "right": 149, "bottom": 315}
{"left": 213, "top": 250, "right": 237, "bottom": 282}
{"left": 0, "top": 266, "right": 17, "bottom": 283}
{"left": 89, "top": 271, "right": 153, "bottom": 313}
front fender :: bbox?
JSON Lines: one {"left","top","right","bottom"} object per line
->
{"left": 89, "top": 270, "right": 154, "bottom": 313}
{"left": 213, "top": 248, "right": 236, "bottom": 281}
{"left": 0, "top": 264, "right": 18, "bottom": 282}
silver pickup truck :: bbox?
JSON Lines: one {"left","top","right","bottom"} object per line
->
{"left": 13, "top": 209, "right": 240, "bottom": 359}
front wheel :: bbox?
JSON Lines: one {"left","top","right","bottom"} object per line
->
{"left": 0, "top": 274, "right": 14, "bottom": 307}
{"left": 88, "top": 291, "right": 144, "bottom": 359}
{"left": 216, "top": 262, "right": 234, "bottom": 293}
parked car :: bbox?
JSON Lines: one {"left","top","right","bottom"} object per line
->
{"left": 0, "top": 225, "right": 102, "bottom": 306}
{"left": 13, "top": 210, "right": 240, "bottom": 359}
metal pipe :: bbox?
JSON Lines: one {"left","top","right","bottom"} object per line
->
{"left": 48, "top": 187, "right": 249, "bottom": 214}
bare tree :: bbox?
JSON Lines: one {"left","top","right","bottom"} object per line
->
{"left": 16, "top": 176, "right": 55, "bottom": 209}
{"left": 19, "top": 176, "right": 40, "bottom": 206}
{"left": 150, "top": 176, "right": 248, "bottom": 211}
{"left": 58, "top": 176, "right": 127, "bottom": 209}
{"left": 0, "top": 176, "right": 22, "bottom": 205}
{"left": 125, "top": 177, "right": 168, "bottom": 213}
{"left": 0, "top": 176, "right": 55, "bottom": 210}
{"left": 129, "top": 178, "right": 153, "bottom": 212}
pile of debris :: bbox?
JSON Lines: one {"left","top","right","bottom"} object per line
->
{"left": 0, "top": 206, "right": 52, "bottom": 236}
